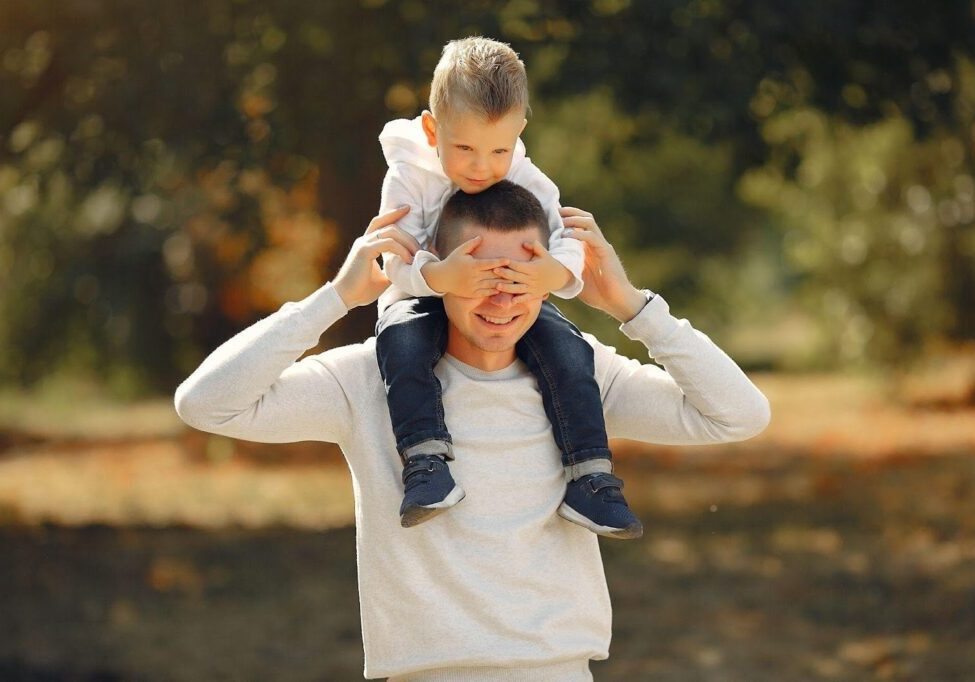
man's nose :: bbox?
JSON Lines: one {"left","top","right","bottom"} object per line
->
{"left": 488, "top": 291, "right": 514, "bottom": 306}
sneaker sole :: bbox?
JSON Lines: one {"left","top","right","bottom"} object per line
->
{"left": 557, "top": 502, "right": 644, "bottom": 540}
{"left": 400, "top": 485, "right": 466, "bottom": 528}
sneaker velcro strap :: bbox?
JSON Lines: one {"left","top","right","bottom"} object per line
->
{"left": 403, "top": 455, "right": 444, "bottom": 480}
{"left": 587, "top": 474, "right": 624, "bottom": 493}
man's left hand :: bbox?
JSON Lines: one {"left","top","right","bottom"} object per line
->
{"left": 492, "top": 240, "right": 572, "bottom": 297}
{"left": 561, "top": 207, "right": 649, "bottom": 323}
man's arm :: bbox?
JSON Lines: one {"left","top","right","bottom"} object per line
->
{"left": 564, "top": 207, "right": 771, "bottom": 445}
{"left": 174, "top": 206, "right": 417, "bottom": 444}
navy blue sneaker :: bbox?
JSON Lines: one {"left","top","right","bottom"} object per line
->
{"left": 399, "top": 454, "right": 466, "bottom": 528}
{"left": 558, "top": 473, "right": 643, "bottom": 539}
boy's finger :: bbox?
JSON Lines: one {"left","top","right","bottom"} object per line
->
{"left": 493, "top": 266, "right": 525, "bottom": 281}
{"left": 457, "top": 235, "right": 483, "bottom": 254}
{"left": 473, "top": 257, "right": 510, "bottom": 271}
{"left": 496, "top": 281, "right": 530, "bottom": 294}
{"left": 367, "top": 205, "right": 411, "bottom": 233}
{"left": 524, "top": 240, "right": 549, "bottom": 258}
{"left": 497, "top": 261, "right": 533, "bottom": 276}
{"left": 474, "top": 284, "right": 506, "bottom": 297}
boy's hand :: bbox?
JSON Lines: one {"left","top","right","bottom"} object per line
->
{"left": 492, "top": 241, "right": 573, "bottom": 298}
{"left": 422, "top": 236, "right": 511, "bottom": 297}
{"left": 561, "top": 207, "right": 648, "bottom": 322}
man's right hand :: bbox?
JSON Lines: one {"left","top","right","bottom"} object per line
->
{"left": 333, "top": 206, "right": 419, "bottom": 309}
{"left": 421, "top": 236, "right": 511, "bottom": 298}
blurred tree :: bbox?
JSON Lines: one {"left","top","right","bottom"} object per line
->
{"left": 0, "top": 0, "right": 972, "bottom": 395}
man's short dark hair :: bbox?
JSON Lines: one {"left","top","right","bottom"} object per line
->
{"left": 434, "top": 180, "right": 549, "bottom": 255}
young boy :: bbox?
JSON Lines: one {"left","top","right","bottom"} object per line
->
{"left": 375, "top": 37, "right": 642, "bottom": 539}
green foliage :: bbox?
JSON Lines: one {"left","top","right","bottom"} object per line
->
{"left": 739, "top": 58, "right": 975, "bottom": 365}
{"left": 0, "top": 0, "right": 973, "bottom": 393}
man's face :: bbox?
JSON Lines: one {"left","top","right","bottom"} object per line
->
{"left": 422, "top": 109, "right": 527, "bottom": 195}
{"left": 442, "top": 224, "right": 547, "bottom": 371}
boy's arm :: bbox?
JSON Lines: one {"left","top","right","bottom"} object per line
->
{"left": 379, "top": 166, "right": 445, "bottom": 298}
{"left": 509, "top": 158, "right": 585, "bottom": 299}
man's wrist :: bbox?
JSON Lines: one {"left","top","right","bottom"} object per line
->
{"left": 610, "top": 287, "right": 654, "bottom": 323}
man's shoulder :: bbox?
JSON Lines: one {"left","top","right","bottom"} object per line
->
{"left": 305, "top": 337, "right": 381, "bottom": 383}
{"left": 582, "top": 331, "right": 643, "bottom": 395}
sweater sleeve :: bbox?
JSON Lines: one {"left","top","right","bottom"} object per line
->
{"left": 379, "top": 165, "right": 444, "bottom": 298}
{"left": 173, "top": 283, "right": 358, "bottom": 445}
{"left": 595, "top": 295, "right": 771, "bottom": 444}
{"left": 509, "top": 158, "right": 584, "bottom": 299}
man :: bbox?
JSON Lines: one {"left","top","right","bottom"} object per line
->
{"left": 174, "top": 181, "right": 770, "bottom": 681}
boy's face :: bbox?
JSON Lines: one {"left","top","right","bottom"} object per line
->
{"left": 422, "top": 109, "right": 527, "bottom": 194}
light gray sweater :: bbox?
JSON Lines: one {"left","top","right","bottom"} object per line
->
{"left": 173, "top": 283, "right": 770, "bottom": 680}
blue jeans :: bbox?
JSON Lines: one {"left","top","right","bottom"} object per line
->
{"left": 375, "top": 296, "right": 612, "bottom": 467}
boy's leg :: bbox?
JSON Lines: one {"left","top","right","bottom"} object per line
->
{"left": 376, "top": 297, "right": 452, "bottom": 459}
{"left": 516, "top": 301, "right": 642, "bottom": 539}
{"left": 376, "top": 297, "right": 465, "bottom": 527}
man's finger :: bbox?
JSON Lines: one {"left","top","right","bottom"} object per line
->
{"left": 559, "top": 207, "right": 593, "bottom": 219}
{"left": 372, "top": 238, "right": 414, "bottom": 264}
{"left": 373, "top": 226, "right": 421, "bottom": 254}
{"left": 562, "top": 216, "right": 601, "bottom": 235}
{"left": 367, "top": 205, "right": 411, "bottom": 233}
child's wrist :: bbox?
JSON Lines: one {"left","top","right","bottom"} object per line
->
{"left": 421, "top": 261, "right": 448, "bottom": 294}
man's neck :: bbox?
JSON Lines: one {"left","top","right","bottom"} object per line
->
{"left": 443, "top": 333, "right": 517, "bottom": 372}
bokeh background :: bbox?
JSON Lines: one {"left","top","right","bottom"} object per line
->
{"left": 2, "top": 1, "right": 975, "bottom": 680}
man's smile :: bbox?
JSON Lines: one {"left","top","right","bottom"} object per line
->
{"left": 475, "top": 312, "right": 519, "bottom": 327}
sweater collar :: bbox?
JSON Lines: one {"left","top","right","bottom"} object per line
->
{"left": 442, "top": 353, "right": 525, "bottom": 381}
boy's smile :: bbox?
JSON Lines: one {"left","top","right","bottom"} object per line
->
{"left": 422, "top": 109, "right": 527, "bottom": 195}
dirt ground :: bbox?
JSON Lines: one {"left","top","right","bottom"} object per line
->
{"left": 1, "top": 372, "right": 975, "bottom": 681}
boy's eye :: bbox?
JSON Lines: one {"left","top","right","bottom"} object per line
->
{"left": 493, "top": 149, "right": 509, "bottom": 154}
{"left": 457, "top": 145, "right": 472, "bottom": 151}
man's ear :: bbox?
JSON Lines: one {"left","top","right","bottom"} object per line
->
{"left": 421, "top": 110, "right": 438, "bottom": 147}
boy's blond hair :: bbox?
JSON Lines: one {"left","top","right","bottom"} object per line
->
{"left": 429, "top": 37, "right": 529, "bottom": 122}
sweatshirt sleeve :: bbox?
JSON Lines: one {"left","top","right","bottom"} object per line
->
{"left": 379, "top": 165, "right": 444, "bottom": 298}
{"left": 509, "top": 158, "right": 585, "bottom": 299}
{"left": 173, "top": 283, "right": 358, "bottom": 445}
{"left": 595, "top": 295, "right": 771, "bottom": 444}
